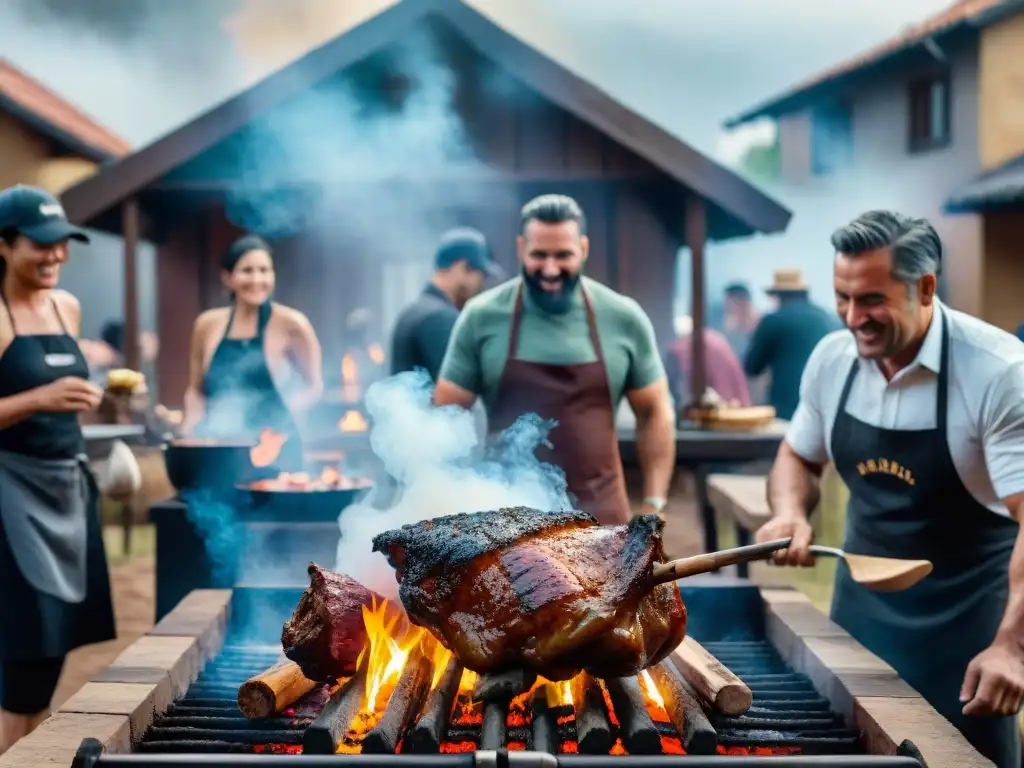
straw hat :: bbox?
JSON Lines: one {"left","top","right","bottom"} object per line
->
{"left": 766, "top": 268, "right": 808, "bottom": 294}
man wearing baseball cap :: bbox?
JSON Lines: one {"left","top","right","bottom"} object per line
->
{"left": 0, "top": 185, "right": 114, "bottom": 750}
{"left": 390, "top": 227, "right": 503, "bottom": 381}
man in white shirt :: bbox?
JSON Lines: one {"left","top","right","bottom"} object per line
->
{"left": 756, "top": 210, "right": 1024, "bottom": 767}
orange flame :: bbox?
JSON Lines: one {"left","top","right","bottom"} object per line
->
{"left": 358, "top": 598, "right": 424, "bottom": 715}
{"left": 367, "top": 344, "right": 385, "bottom": 365}
{"left": 341, "top": 354, "right": 359, "bottom": 401}
{"left": 338, "top": 409, "right": 369, "bottom": 433}
{"left": 250, "top": 428, "right": 287, "bottom": 467}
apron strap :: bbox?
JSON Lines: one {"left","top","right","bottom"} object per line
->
{"left": 935, "top": 310, "right": 950, "bottom": 433}
{"left": 507, "top": 285, "right": 526, "bottom": 359}
{"left": 580, "top": 288, "right": 605, "bottom": 364}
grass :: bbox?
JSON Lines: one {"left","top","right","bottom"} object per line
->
{"left": 717, "top": 469, "right": 848, "bottom": 614}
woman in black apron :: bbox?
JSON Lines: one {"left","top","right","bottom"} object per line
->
{"left": 182, "top": 235, "right": 323, "bottom": 471}
{"left": 830, "top": 311, "right": 1020, "bottom": 767}
{"left": 0, "top": 185, "right": 114, "bottom": 751}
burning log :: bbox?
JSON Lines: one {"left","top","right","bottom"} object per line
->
{"left": 604, "top": 676, "right": 661, "bottom": 755}
{"left": 473, "top": 669, "right": 537, "bottom": 702}
{"left": 407, "top": 657, "right": 463, "bottom": 753}
{"left": 362, "top": 646, "right": 433, "bottom": 754}
{"left": 573, "top": 674, "right": 613, "bottom": 755}
{"left": 670, "top": 636, "right": 752, "bottom": 715}
{"left": 303, "top": 670, "right": 366, "bottom": 754}
{"left": 530, "top": 685, "right": 559, "bottom": 754}
{"left": 649, "top": 660, "right": 718, "bottom": 755}
{"left": 480, "top": 700, "right": 508, "bottom": 750}
{"left": 236, "top": 658, "right": 317, "bottom": 719}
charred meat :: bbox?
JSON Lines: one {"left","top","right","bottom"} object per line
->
{"left": 281, "top": 563, "right": 397, "bottom": 681}
{"left": 371, "top": 508, "right": 687, "bottom": 681}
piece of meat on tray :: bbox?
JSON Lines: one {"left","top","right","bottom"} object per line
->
{"left": 281, "top": 563, "right": 398, "bottom": 681}
{"left": 371, "top": 508, "right": 687, "bottom": 682}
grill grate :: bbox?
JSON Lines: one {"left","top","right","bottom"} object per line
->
{"left": 136, "top": 641, "right": 861, "bottom": 756}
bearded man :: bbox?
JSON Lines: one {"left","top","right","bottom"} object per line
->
{"left": 434, "top": 194, "right": 675, "bottom": 524}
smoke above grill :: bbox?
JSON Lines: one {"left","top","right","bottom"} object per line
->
{"left": 334, "top": 370, "right": 572, "bottom": 600}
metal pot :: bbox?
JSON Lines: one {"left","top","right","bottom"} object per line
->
{"left": 235, "top": 483, "right": 372, "bottom": 522}
{"left": 162, "top": 439, "right": 256, "bottom": 492}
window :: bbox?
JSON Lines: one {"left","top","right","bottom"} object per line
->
{"left": 810, "top": 101, "right": 853, "bottom": 176}
{"left": 908, "top": 74, "right": 950, "bottom": 152}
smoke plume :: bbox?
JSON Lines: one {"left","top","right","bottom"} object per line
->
{"left": 335, "top": 371, "right": 573, "bottom": 599}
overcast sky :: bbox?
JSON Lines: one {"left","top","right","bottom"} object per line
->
{"left": 0, "top": 0, "right": 951, "bottom": 160}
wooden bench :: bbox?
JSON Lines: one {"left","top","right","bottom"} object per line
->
{"left": 706, "top": 474, "right": 770, "bottom": 576}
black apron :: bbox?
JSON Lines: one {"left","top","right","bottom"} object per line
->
{"left": 829, "top": 312, "right": 1021, "bottom": 767}
{"left": 0, "top": 296, "right": 115, "bottom": 660}
{"left": 197, "top": 303, "right": 303, "bottom": 472}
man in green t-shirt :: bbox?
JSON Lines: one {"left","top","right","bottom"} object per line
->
{"left": 435, "top": 194, "right": 676, "bottom": 525}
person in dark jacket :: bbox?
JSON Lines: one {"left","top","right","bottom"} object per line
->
{"left": 390, "top": 228, "right": 502, "bottom": 381}
{"left": 744, "top": 268, "right": 837, "bottom": 420}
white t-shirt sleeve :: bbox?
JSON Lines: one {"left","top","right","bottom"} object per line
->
{"left": 980, "top": 357, "right": 1024, "bottom": 501}
{"left": 784, "top": 336, "right": 836, "bottom": 465}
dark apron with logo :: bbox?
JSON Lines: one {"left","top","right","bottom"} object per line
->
{"left": 198, "top": 303, "right": 304, "bottom": 472}
{"left": 0, "top": 297, "right": 115, "bottom": 660}
{"left": 829, "top": 313, "right": 1020, "bottom": 767}
{"left": 487, "top": 285, "right": 630, "bottom": 524}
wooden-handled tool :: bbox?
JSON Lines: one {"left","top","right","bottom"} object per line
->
{"left": 651, "top": 538, "right": 793, "bottom": 584}
{"left": 809, "top": 545, "right": 932, "bottom": 592}
{"left": 669, "top": 636, "right": 752, "bottom": 715}
{"left": 237, "top": 658, "right": 317, "bottom": 719}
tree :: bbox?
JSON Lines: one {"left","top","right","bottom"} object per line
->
{"left": 738, "top": 137, "right": 780, "bottom": 184}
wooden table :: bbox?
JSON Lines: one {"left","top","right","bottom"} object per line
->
{"left": 618, "top": 420, "right": 788, "bottom": 557}
{"left": 83, "top": 424, "right": 146, "bottom": 461}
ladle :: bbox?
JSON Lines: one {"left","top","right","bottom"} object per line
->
{"left": 808, "top": 545, "right": 932, "bottom": 592}
{"left": 651, "top": 539, "right": 933, "bottom": 592}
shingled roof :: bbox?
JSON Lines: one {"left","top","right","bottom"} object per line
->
{"left": 723, "top": 0, "right": 1021, "bottom": 128}
{"left": 0, "top": 58, "right": 129, "bottom": 160}
{"left": 60, "top": 0, "right": 790, "bottom": 241}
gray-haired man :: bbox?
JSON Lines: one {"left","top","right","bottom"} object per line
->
{"left": 755, "top": 210, "right": 1024, "bottom": 766}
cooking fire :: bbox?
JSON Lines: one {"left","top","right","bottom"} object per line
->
{"left": 217, "top": 508, "right": 832, "bottom": 758}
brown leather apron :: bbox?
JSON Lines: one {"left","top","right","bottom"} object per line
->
{"left": 488, "top": 284, "right": 630, "bottom": 524}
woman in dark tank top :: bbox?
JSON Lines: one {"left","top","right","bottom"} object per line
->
{"left": 0, "top": 185, "right": 115, "bottom": 752}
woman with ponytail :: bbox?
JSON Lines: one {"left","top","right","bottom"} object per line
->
{"left": 181, "top": 235, "right": 323, "bottom": 471}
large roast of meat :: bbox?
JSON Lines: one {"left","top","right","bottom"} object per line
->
{"left": 281, "top": 563, "right": 401, "bottom": 681}
{"left": 371, "top": 507, "right": 687, "bottom": 681}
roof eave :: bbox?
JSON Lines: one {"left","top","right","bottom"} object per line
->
{"left": 0, "top": 93, "right": 118, "bottom": 162}
{"left": 722, "top": 23, "right": 978, "bottom": 129}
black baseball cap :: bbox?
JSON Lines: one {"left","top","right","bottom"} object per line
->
{"left": 435, "top": 227, "right": 503, "bottom": 279}
{"left": 0, "top": 185, "right": 89, "bottom": 245}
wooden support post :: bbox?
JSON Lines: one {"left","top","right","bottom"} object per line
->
{"left": 122, "top": 199, "right": 140, "bottom": 372}
{"left": 685, "top": 195, "right": 707, "bottom": 403}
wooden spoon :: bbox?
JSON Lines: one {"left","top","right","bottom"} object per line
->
{"left": 652, "top": 538, "right": 793, "bottom": 584}
{"left": 809, "top": 545, "right": 932, "bottom": 592}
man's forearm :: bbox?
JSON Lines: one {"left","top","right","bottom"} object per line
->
{"left": 996, "top": 503, "right": 1024, "bottom": 647}
{"left": 767, "top": 443, "right": 822, "bottom": 520}
{"left": 636, "top": 405, "right": 676, "bottom": 499}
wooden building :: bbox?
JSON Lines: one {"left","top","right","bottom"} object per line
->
{"left": 0, "top": 57, "right": 128, "bottom": 193}
{"left": 60, "top": 0, "right": 791, "bottom": 406}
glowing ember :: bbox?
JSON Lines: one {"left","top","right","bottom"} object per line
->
{"left": 249, "top": 467, "right": 371, "bottom": 492}
{"left": 250, "top": 428, "right": 287, "bottom": 467}
{"left": 338, "top": 409, "right": 368, "bottom": 433}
